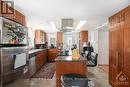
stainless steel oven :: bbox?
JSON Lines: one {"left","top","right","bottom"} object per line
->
{"left": 0, "top": 17, "right": 29, "bottom": 87}
{"left": 0, "top": 47, "right": 29, "bottom": 87}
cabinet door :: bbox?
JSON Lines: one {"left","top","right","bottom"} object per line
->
{"left": 35, "top": 30, "right": 41, "bottom": 44}
{"left": 117, "top": 13, "right": 124, "bottom": 71}
{"left": 35, "top": 30, "right": 45, "bottom": 44}
{"left": 44, "top": 32, "right": 47, "bottom": 43}
{"left": 35, "top": 51, "right": 43, "bottom": 71}
{"left": 35, "top": 55, "right": 41, "bottom": 71}
{"left": 1, "top": 1, "right": 14, "bottom": 20}
{"left": 109, "top": 14, "right": 123, "bottom": 86}
{"left": 57, "top": 32, "right": 63, "bottom": 47}
{"left": 109, "top": 27, "right": 119, "bottom": 86}
{"left": 123, "top": 6, "right": 130, "bottom": 87}
{"left": 43, "top": 50, "right": 47, "bottom": 64}
{"left": 81, "top": 31, "right": 88, "bottom": 42}
{"left": 14, "top": 10, "right": 26, "bottom": 26}
{"left": 21, "top": 14, "right": 26, "bottom": 26}
{"left": 14, "top": 10, "right": 20, "bottom": 23}
{"left": 43, "top": 32, "right": 45, "bottom": 43}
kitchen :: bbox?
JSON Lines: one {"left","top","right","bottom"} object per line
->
{"left": 0, "top": 0, "right": 130, "bottom": 87}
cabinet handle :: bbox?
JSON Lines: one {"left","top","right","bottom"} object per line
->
{"left": 116, "top": 51, "right": 119, "bottom": 67}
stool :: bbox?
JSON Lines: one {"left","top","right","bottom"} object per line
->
{"left": 61, "top": 73, "right": 88, "bottom": 87}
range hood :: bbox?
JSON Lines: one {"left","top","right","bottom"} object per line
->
{"left": 59, "top": 19, "right": 75, "bottom": 32}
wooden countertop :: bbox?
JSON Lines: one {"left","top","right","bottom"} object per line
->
{"left": 55, "top": 56, "right": 86, "bottom": 62}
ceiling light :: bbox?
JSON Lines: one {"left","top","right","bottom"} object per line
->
{"left": 50, "top": 22, "right": 56, "bottom": 30}
{"left": 95, "top": 22, "right": 108, "bottom": 30}
{"left": 50, "top": 22, "right": 59, "bottom": 32}
{"left": 75, "top": 21, "right": 87, "bottom": 30}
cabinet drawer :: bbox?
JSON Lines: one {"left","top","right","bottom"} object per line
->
{"left": 35, "top": 50, "right": 47, "bottom": 71}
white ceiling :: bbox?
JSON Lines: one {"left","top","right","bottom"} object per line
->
{"left": 13, "top": 0, "right": 130, "bottom": 32}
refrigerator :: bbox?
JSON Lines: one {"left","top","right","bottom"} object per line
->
{"left": 0, "top": 17, "right": 29, "bottom": 87}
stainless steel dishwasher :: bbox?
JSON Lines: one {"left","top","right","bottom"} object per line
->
{"left": 29, "top": 53, "right": 36, "bottom": 77}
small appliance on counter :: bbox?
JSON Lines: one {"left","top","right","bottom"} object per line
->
{"left": 0, "top": 17, "right": 29, "bottom": 87}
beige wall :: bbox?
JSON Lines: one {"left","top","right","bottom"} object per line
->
{"left": 47, "top": 32, "right": 57, "bottom": 47}
{"left": 88, "top": 30, "right": 98, "bottom": 53}
{"left": 88, "top": 27, "right": 109, "bottom": 65}
{"left": 98, "top": 29, "right": 109, "bottom": 65}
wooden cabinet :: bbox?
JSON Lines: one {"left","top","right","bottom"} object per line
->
{"left": 35, "top": 30, "right": 46, "bottom": 44}
{"left": 14, "top": 10, "right": 26, "bottom": 26}
{"left": 47, "top": 48, "right": 59, "bottom": 61}
{"left": 0, "top": 1, "right": 26, "bottom": 26}
{"left": 35, "top": 50, "right": 47, "bottom": 71}
{"left": 79, "top": 31, "right": 88, "bottom": 50}
{"left": 0, "top": 1, "right": 14, "bottom": 20}
{"left": 14, "top": 10, "right": 20, "bottom": 24}
{"left": 109, "top": 6, "right": 130, "bottom": 87}
{"left": 57, "top": 32, "right": 63, "bottom": 47}
{"left": 80, "top": 31, "right": 88, "bottom": 42}
{"left": 123, "top": 6, "right": 130, "bottom": 87}
{"left": 35, "top": 30, "right": 42, "bottom": 44}
{"left": 109, "top": 14, "right": 123, "bottom": 87}
{"left": 57, "top": 32, "right": 62, "bottom": 43}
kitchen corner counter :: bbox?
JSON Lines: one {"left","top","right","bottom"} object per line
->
{"left": 55, "top": 56, "right": 86, "bottom": 62}
{"left": 28, "top": 49, "right": 47, "bottom": 54}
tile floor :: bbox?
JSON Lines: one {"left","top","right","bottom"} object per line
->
{"left": 87, "top": 66, "right": 112, "bottom": 87}
{"left": 29, "top": 66, "right": 112, "bottom": 87}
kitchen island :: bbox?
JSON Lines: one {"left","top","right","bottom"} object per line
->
{"left": 55, "top": 56, "right": 87, "bottom": 87}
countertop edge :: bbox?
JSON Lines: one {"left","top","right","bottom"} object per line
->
{"left": 29, "top": 49, "right": 47, "bottom": 54}
{"left": 55, "top": 56, "right": 87, "bottom": 62}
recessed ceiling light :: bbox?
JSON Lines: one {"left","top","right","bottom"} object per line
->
{"left": 95, "top": 22, "right": 108, "bottom": 30}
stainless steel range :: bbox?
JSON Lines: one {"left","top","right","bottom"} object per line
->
{"left": 0, "top": 17, "right": 29, "bottom": 87}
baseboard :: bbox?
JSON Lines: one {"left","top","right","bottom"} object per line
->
{"left": 98, "top": 64, "right": 109, "bottom": 73}
{"left": 98, "top": 64, "right": 109, "bottom": 66}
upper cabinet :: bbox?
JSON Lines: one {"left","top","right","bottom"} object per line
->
{"left": 79, "top": 31, "right": 88, "bottom": 44}
{"left": 35, "top": 30, "right": 46, "bottom": 44}
{"left": 14, "top": 10, "right": 26, "bottom": 26}
{"left": 79, "top": 31, "right": 88, "bottom": 50}
{"left": 0, "top": 1, "right": 14, "bottom": 20}
{"left": 0, "top": 1, "right": 26, "bottom": 26}
{"left": 57, "top": 32, "right": 63, "bottom": 47}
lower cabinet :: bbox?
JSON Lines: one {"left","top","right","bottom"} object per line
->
{"left": 35, "top": 50, "right": 47, "bottom": 71}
